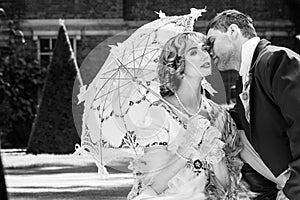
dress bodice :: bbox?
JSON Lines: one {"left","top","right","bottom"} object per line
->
{"left": 134, "top": 96, "right": 228, "bottom": 150}
{"left": 127, "top": 96, "right": 254, "bottom": 200}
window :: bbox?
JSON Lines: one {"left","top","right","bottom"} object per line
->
{"left": 38, "top": 37, "right": 76, "bottom": 68}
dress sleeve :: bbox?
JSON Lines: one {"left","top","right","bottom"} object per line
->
{"left": 197, "top": 126, "right": 225, "bottom": 164}
{"left": 261, "top": 50, "right": 300, "bottom": 199}
{"left": 127, "top": 103, "right": 182, "bottom": 200}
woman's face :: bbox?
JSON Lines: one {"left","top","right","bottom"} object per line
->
{"left": 184, "top": 40, "right": 212, "bottom": 78}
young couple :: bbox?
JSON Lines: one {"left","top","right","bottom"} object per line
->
{"left": 127, "top": 9, "right": 300, "bottom": 200}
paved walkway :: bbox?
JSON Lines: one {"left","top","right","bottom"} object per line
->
{"left": 2, "top": 151, "right": 133, "bottom": 200}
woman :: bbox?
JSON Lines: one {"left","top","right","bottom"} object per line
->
{"left": 127, "top": 32, "right": 255, "bottom": 200}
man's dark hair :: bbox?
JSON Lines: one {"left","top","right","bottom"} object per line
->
{"left": 206, "top": 9, "right": 257, "bottom": 38}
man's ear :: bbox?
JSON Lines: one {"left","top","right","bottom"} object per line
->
{"left": 227, "top": 24, "right": 240, "bottom": 40}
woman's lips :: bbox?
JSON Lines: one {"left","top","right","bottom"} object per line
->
{"left": 201, "top": 62, "right": 211, "bottom": 68}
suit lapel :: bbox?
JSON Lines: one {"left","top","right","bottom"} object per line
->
{"left": 249, "top": 39, "right": 271, "bottom": 73}
{"left": 239, "top": 39, "right": 270, "bottom": 141}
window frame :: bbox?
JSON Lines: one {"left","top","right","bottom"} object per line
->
{"left": 37, "top": 36, "right": 77, "bottom": 67}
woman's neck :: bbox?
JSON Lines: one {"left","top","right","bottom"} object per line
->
{"left": 175, "top": 77, "right": 202, "bottom": 112}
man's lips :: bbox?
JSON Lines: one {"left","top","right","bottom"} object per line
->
{"left": 212, "top": 56, "right": 219, "bottom": 65}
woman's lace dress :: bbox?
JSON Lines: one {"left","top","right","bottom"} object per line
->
{"left": 127, "top": 97, "right": 255, "bottom": 200}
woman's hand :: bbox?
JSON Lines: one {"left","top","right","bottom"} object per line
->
{"left": 129, "top": 148, "right": 174, "bottom": 175}
{"left": 131, "top": 186, "right": 158, "bottom": 200}
{"left": 129, "top": 147, "right": 187, "bottom": 195}
{"left": 212, "top": 159, "right": 229, "bottom": 189}
{"left": 150, "top": 153, "right": 187, "bottom": 194}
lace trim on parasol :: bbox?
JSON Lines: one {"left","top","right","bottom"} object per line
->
{"left": 151, "top": 100, "right": 187, "bottom": 129}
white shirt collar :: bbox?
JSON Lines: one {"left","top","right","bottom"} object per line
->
{"left": 239, "top": 37, "right": 260, "bottom": 79}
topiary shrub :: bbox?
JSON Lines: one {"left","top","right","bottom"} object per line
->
{"left": 27, "top": 24, "right": 80, "bottom": 154}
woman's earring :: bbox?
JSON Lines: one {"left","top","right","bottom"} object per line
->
{"left": 180, "top": 74, "right": 184, "bottom": 79}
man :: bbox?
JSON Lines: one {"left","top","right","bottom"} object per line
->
{"left": 206, "top": 10, "right": 300, "bottom": 199}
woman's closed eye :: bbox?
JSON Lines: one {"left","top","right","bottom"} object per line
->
{"left": 190, "top": 49, "right": 198, "bottom": 56}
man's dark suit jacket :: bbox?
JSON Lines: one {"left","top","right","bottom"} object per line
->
{"left": 231, "top": 39, "right": 300, "bottom": 199}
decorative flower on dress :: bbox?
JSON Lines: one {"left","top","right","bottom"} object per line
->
{"left": 196, "top": 126, "right": 225, "bottom": 163}
{"left": 205, "top": 139, "right": 225, "bottom": 164}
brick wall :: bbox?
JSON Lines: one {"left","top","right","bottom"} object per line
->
{"left": 1, "top": 0, "right": 123, "bottom": 19}
{"left": 77, "top": 35, "right": 109, "bottom": 66}
{"left": 0, "top": 0, "right": 292, "bottom": 21}
{"left": 123, "top": 0, "right": 291, "bottom": 20}
{"left": 0, "top": 0, "right": 26, "bottom": 19}
{"left": 271, "top": 36, "right": 300, "bottom": 53}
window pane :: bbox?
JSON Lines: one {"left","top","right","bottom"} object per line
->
{"left": 69, "top": 38, "right": 74, "bottom": 49}
{"left": 40, "top": 55, "right": 51, "bottom": 67}
{"left": 40, "top": 39, "right": 50, "bottom": 52}
{"left": 51, "top": 39, "right": 56, "bottom": 50}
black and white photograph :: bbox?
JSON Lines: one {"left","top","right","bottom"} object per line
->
{"left": 1, "top": 0, "right": 300, "bottom": 199}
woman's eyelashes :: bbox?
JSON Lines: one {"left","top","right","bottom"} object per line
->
{"left": 190, "top": 49, "right": 198, "bottom": 56}
{"left": 189, "top": 45, "right": 207, "bottom": 56}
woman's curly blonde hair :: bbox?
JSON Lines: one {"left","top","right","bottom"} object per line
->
{"left": 157, "top": 32, "right": 207, "bottom": 97}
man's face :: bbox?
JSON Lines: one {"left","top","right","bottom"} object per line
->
{"left": 206, "top": 28, "right": 240, "bottom": 71}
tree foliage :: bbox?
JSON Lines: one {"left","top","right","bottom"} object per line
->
{"left": 0, "top": 21, "right": 46, "bottom": 147}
